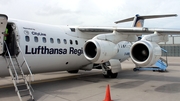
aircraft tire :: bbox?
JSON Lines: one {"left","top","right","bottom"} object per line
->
{"left": 103, "top": 74, "right": 109, "bottom": 78}
{"left": 103, "top": 70, "right": 118, "bottom": 78}
{"left": 133, "top": 68, "right": 138, "bottom": 71}
{"left": 67, "top": 70, "right": 79, "bottom": 73}
{"left": 110, "top": 72, "right": 118, "bottom": 78}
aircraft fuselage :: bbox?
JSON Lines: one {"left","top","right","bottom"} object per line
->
{"left": 0, "top": 19, "right": 130, "bottom": 76}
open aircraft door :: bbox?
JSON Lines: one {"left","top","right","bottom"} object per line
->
{"left": 0, "top": 14, "right": 8, "bottom": 54}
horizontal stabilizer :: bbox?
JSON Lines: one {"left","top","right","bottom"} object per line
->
{"left": 115, "top": 14, "right": 177, "bottom": 24}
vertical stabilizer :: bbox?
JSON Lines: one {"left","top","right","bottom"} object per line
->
{"left": 132, "top": 14, "right": 144, "bottom": 27}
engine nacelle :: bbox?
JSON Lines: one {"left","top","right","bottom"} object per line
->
{"left": 83, "top": 39, "right": 118, "bottom": 63}
{"left": 130, "top": 40, "right": 161, "bottom": 67}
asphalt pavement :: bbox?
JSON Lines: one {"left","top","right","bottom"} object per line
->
{"left": 0, "top": 57, "right": 180, "bottom": 101}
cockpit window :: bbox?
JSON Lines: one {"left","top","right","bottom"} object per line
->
{"left": 70, "top": 28, "right": 75, "bottom": 32}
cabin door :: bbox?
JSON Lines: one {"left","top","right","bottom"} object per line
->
{"left": 0, "top": 14, "right": 8, "bottom": 54}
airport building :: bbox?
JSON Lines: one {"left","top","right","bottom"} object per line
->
{"left": 159, "top": 35, "right": 180, "bottom": 56}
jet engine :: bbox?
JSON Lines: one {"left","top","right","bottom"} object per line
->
{"left": 130, "top": 40, "right": 161, "bottom": 67}
{"left": 83, "top": 39, "right": 118, "bottom": 63}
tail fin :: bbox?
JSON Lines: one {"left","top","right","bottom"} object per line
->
{"left": 114, "top": 14, "right": 177, "bottom": 27}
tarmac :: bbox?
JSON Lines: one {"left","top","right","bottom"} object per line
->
{"left": 0, "top": 57, "right": 180, "bottom": 101}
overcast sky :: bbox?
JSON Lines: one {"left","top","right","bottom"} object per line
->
{"left": 0, "top": 0, "right": 180, "bottom": 28}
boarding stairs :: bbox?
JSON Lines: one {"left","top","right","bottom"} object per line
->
{"left": 4, "top": 41, "right": 34, "bottom": 101}
{"left": 133, "top": 48, "right": 168, "bottom": 72}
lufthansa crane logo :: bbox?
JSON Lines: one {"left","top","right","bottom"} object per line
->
{"left": 24, "top": 30, "right": 29, "bottom": 35}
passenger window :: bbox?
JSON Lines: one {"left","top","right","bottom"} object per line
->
{"left": 57, "top": 38, "right": 60, "bottom": 44}
{"left": 75, "top": 40, "right": 78, "bottom": 45}
{"left": 50, "top": 38, "right": 54, "bottom": 43}
{"left": 34, "top": 36, "right": 38, "bottom": 42}
{"left": 25, "top": 36, "right": 30, "bottom": 42}
{"left": 42, "top": 37, "right": 46, "bottom": 43}
{"left": 70, "top": 40, "right": 73, "bottom": 45}
{"left": 64, "top": 39, "right": 67, "bottom": 44}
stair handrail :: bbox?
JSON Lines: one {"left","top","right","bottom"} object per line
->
{"left": 161, "top": 48, "right": 167, "bottom": 53}
{"left": 4, "top": 41, "right": 19, "bottom": 80}
{"left": 161, "top": 48, "right": 168, "bottom": 67}
{"left": 16, "top": 42, "right": 34, "bottom": 81}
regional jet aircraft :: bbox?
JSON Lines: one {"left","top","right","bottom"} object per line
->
{"left": 0, "top": 14, "right": 180, "bottom": 101}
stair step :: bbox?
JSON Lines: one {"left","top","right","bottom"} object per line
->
{"left": 19, "top": 89, "right": 29, "bottom": 92}
{"left": 10, "top": 56, "right": 16, "bottom": 58}
{"left": 18, "top": 77, "right": 25, "bottom": 80}
{"left": 12, "top": 72, "right": 21, "bottom": 75}
{"left": 12, "top": 64, "right": 19, "bottom": 66}
{"left": 16, "top": 83, "right": 27, "bottom": 87}
{"left": 11, "top": 68, "right": 21, "bottom": 71}
{"left": 13, "top": 77, "right": 24, "bottom": 80}
{"left": 9, "top": 65, "right": 20, "bottom": 68}
{"left": 21, "top": 93, "right": 30, "bottom": 97}
{"left": 12, "top": 74, "right": 23, "bottom": 78}
{"left": 5, "top": 56, "right": 16, "bottom": 59}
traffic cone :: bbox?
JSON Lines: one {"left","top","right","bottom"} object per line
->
{"left": 103, "top": 84, "right": 112, "bottom": 101}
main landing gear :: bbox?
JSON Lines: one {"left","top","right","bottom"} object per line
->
{"left": 103, "top": 70, "right": 118, "bottom": 78}
{"left": 101, "top": 64, "right": 118, "bottom": 78}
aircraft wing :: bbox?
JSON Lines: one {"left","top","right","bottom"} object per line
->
{"left": 78, "top": 27, "right": 180, "bottom": 35}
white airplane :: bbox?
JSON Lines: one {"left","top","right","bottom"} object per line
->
{"left": 0, "top": 14, "right": 179, "bottom": 79}
{"left": 1, "top": 14, "right": 180, "bottom": 101}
